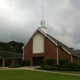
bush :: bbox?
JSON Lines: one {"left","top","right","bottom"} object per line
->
{"left": 58, "top": 67, "right": 63, "bottom": 71}
{"left": 68, "top": 68, "right": 73, "bottom": 71}
{"left": 41, "top": 65, "right": 44, "bottom": 68}
{"left": 45, "top": 59, "right": 56, "bottom": 67}
{"left": 43, "top": 65, "right": 52, "bottom": 70}
{"left": 20, "top": 60, "right": 30, "bottom": 66}
{"left": 9, "top": 64, "right": 21, "bottom": 68}
{"left": 59, "top": 58, "right": 68, "bottom": 65}
{"left": 65, "top": 62, "right": 76, "bottom": 67}
{"left": 78, "top": 68, "right": 80, "bottom": 71}
{"left": 52, "top": 67, "right": 58, "bottom": 70}
{"left": 74, "top": 68, "right": 78, "bottom": 71}
{"left": 63, "top": 67, "right": 68, "bottom": 71}
{"left": 41, "top": 60, "right": 47, "bottom": 65}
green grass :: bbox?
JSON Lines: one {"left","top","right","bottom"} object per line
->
{"left": 0, "top": 70, "right": 80, "bottom": 80}
{"left": 54, "top": 71, "right": 80, "bottom": 74}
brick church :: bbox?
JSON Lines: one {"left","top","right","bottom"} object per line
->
{"left": 22, "top": 8, "right": 80, "bottom": 66}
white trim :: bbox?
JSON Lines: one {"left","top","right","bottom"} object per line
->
{"left": 57, "top": 46, "right": 59, "bottom": 65}
{"left": 22, "top": 28, "right": 72, "bottom": 57}
{"left": 3, "top": 58, "right": 5, "bottom": 67}
{"left": 62, "top": 47, "right": 71, "bottom": 55}
{"left": 47, "top": 36, "right": 57, "bottom": 45}
{"left": 23, "top": 49, "right": 24, "bottom": 60}
{"left": 22, "top": 39, "right": 30, "bottom": 49}
{"left": 22, "top": 29, "right": 46, "bottom": 49}
{"left": 38, "top": 29, "right": 57, "bottom": 45}
{"left": 22, "top": 28, "right": 57, "bottom": 49}
{"left": 38, "top": 29, "right": 46, "bottom": 36}
{"left": 78, "top": 58, "right": 79, "bottom": 64}
{"left": 71, "top": 55, "right": 73, "bottom": 62}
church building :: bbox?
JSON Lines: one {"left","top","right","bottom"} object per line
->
{"left": 22, "top": 8, "right": 80, "bottom": 66}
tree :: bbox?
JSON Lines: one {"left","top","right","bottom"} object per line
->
{"left": 0, "top": 41, "right": 24, "bottom": 53}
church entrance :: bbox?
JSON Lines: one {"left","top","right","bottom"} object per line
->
{"left": 33, "top": 57, "right": 44, "bottom": 66}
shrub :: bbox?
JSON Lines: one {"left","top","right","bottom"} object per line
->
{"left": 20, "top": 60, "right": 30, "bottom": 66}
{"left": 52, "top": 67, "right": 58, "bottom": 70}
{"left": 41, "top": 60, "right": 47, "bottom": 65}
{"left": 65, "top": 62, "right": 76, "bottom": 67}
{"left": 41, "top": 65, "right": 44, "bottom": 68}
{"left": 63, "top": 67, "right": 68, "bottom": 71}
{"left": 74, "top": 68, "right": 78, "bottom": 71}
{"left": 59, "top": 58, "right": 68, "bottom": 65}
{"left": 78, "top": 68, "right": 80, "bottom": 71}
{"left": 68, "top": 68, "right": 73, "bottom": 71}
{"left": 9, "top": 64, "right": 21, "bottom": 68}
{"left": 45, "top": 59, "right": 56, "bottom": 67}
{"left": 58, "top": 67, "right": 63, "bottom": 71}
{"left": 43, "top": 65, "right": 52, "bottom": 70}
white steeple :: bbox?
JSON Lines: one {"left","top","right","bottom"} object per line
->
{"left": 39, "top": 7, "right": 47, "bottom": 34}
{"left": 40, "top": 7, "right": 45, "bottom": 27}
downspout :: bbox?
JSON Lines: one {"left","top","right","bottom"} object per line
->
{"left": 71, "top": 55, "right": 73, "bottom": 62}
{"left": 57, "top": 44, "right": 59, "bottom": 65}
{"left": 22, "top": 47, "right": 24, "bottom": 60}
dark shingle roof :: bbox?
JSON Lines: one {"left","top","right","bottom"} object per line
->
{"left": 47, "top": 34, "right": 80, "bottom": 58}
{"left": 74, "top": 50, "right": 80, "bottom": 54}
{"left": 0, "top": 50, "right": 23, "bottom": 59}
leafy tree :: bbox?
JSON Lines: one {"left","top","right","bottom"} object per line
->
{"left": 0, "top": 41, "right": 24, "bottom": 53}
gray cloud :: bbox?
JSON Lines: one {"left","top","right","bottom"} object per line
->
{"left": 0, "top": 0, "right": 80, "bottom": 49}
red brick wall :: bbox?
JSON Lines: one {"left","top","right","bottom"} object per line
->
{"left": 73, "top": 56, "right": 78, "bottom": 64}
{"left": 24, "top": 39, "right": 33, "bottom": 60}
{"left": 10, "top": 59, "right": 15, "bottom": 65}
{"left": 58, "top": 47, "right": 71, "bottom": 62}
{"left": 44, "top": 37, "right": 57, "bottom": 60}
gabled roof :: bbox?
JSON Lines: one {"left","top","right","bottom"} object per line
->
{"left": 0, "top": 50, "right": 23, "bottom": 59}
{"left": 22, "top": 28, "right": 80, "bottom": 58}
{"left": 47, "top": 34, "right": 80, "bottom": 58}
{"left": 74, "top": 50, "right": 80, "bottom": 54}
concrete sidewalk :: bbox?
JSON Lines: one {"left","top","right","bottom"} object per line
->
{"left": 0, "top": 67, "right": 80, "bottom": 76}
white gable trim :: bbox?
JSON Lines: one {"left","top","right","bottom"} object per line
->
{"left": 46, "top": 36, "right": 57, "bottom": 45}
{"left": 22, "top": 39, "right": 30, "bottom": 49}
{"left": 23, "top": 49, "right": 24, "bottom": 60}
{"left": 22, "top": 28, "right": 72, "bottom": 56}
{"left": 38, "top": 29, "right": 57, "bottom": 45}
{"left": 22, "top": 29, "right": 46, "bottom": 49}
{"left": 62, "top": 47, "right": 71, "bottom": 55}
{"left": 38, "top": 28, "right": 46, "bottom": 36}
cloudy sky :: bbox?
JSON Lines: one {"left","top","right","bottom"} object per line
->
{"left": 0, "top": 0, "right": 80, "bottom": 49}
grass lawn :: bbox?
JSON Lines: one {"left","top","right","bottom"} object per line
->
{"left": 54, "top": 71, "right": 80, "bottom": 74}
{"left": 0, "top": 70, "right": 80, "bottom": 80}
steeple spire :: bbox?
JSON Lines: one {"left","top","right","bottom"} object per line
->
{"left": 41, "top": 7, "right": 45, "bottom": 27}
{"left": 39, "top": 7, "right": 47, "bottom": 34}
{"left": 42, "top": 7, "right": 44, "bottom": 20}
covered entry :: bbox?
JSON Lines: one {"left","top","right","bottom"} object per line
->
{"left": 33, "top": 57, "right": 44, "bottom": 66}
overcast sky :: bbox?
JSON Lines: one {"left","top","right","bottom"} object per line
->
{"left": 0, "top": 0, "right": 80, "bottom": 49}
